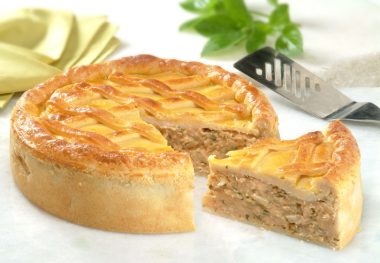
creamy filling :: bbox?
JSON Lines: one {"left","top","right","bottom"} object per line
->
{"left": 156, "top": 126, "right": 257, "bottom": 176}
{"left": 204, "top": 170, "right": 339, "bottom": 247}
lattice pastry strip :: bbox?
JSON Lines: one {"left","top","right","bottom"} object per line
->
{"left": 42, "top": 90, "right": 169, "bottom": 151}
{"left": 106, "top": 74, "right": 249, "bottom": 117}
{"left": 36, "top": 58, "right": 276, "bottom": 154}
{"left": 38, "top": 72, "right": 254, "bottom": 153}
{"left": 219, "top": 130, "right": 333, "bottom": 186}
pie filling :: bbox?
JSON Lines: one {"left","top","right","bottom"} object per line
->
{"left": 157, "top": 126, "right": 257, "bottom": 176}
{"left": 203, "top": 170, "right": 338, "bottom": 247}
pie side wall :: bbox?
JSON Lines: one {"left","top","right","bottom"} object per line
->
{"left": 335, "top": 167, "right": 363, "bottom": 249}
{"left": 10, "top": 129, "right": 195, "bottom": 233}
{"left": 203, "top": 169, "right": 341, "bottom": 248}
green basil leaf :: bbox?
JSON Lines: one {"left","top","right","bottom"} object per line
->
{"left": 194, "top": 14, "right": 238, "bottom": 36}
{"left": 179, "top": 0, "right": 304, "bottom": 57}
{"left": 180, "top": 0, "right": 220, "bottom": 14}
{"left": 180, "top": 0, "right": 209, "bottom": 13}
{"left": 245, "top": 22, "right": 268, "bottom": 53}
{"left": 269, "top": 4, "right": 290, "bottom": 29}
{"left": 201, "top": 30, "right": 245, "bottom": 56}
{"left": 267, "top": 0, "right": 278, "bottom": 6}
{"left": 179, "top": 17, "right": 204, "bottom": 31}
{"left": 222, "top": 0, "right": 252, "bottom": 27}
{"left": 275, "top": 24, "right": 303, "bottom": 56}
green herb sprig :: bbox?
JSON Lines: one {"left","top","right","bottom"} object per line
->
{"left": 179, "top": 0, "right": 303, "bottom": 56}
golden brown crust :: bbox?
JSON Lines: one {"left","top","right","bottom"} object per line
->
{"left": 10, "top": 55, "right": 278, "bottom": 233}
{"left": 324, "top": 121, "right": 362, "bottom": 249}
{"left": 209, "top": 120, "right": 360, "bottom": 200}
{"left": 11, "top": 55, "right": 278, "bottom": 171}
{"left": 323, "top": 120, "right": 361, "bottom": 185}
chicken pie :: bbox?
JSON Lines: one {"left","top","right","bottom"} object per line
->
{"left": 203, "top": 121, "right": 362, "bottom": 249}
{"left": 10, "top": 55, "right": 278, "bottom": 233}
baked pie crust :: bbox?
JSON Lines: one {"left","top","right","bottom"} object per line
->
{"left": 10, "top": 55, "right": 278, "bottom": 233}
{"left": 203, "top": 121, "right": 362, "bottom": 249}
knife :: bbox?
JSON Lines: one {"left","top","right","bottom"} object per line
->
{"left": 234, "top": 47, "right": 380, "bottom": 123}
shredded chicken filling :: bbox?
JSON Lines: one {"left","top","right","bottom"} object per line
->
{"left": 157, "top": 127, "right": 257, "bottom": 176}
{"left": 204, "top": 170, "right": 338, "bottom": 247}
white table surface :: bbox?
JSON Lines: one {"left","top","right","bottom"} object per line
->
{"left": 1, "top": 0, "right": 380, "bottom": 262}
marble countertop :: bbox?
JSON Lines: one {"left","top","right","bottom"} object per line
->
{"left": 1, "top": 0, "right": 380, "bottom": 262}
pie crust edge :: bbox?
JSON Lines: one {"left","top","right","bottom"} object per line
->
{"left": 11, "top": 54, "right": 278, "bottom": 171}
{"left": 10, "top": 55, "right": 278, "bottom": 233}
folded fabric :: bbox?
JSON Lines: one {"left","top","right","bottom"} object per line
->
{"left": 0, "top": 8, "right": 121, "bottom": 109}
{"left": 74, "top": 22, "right": 118, "bottom": 67}
{"left": 0, "top": 93, "right": 14, "bottom": 108}
{"left": 53, "top": 15, "right": 108, "bottom": 70}
{"left": 0, "top": 8, "right": 74, "bottom": 62}
{"left": 0, "top": 45, "right": 61, "bottom": 94}
{"left": 94, "top": 37, "right": 121, "bottom": 64}
{"left": 0, "top": 42, "right": 52, "bottom": 64}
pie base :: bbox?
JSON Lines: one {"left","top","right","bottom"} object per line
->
{"left": 11, "top": 131, "right": 195, "bottom": 233}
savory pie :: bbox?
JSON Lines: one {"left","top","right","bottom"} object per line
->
{"left": 203, "top": 121, "right": 362, "bottom": 249}
{"left": 10, "top": 55, "right": 278, "bottom": 233}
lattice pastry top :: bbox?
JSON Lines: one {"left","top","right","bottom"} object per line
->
{"left": 11, "top": 55, "right": 278, "bottom": 171}
{"left": 209, "top": 121, "right": 360, "bottom": 201}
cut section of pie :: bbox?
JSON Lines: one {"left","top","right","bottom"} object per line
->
{"left": 203, "top": 121, "right": 362, "bottom": 249}
{"left": 10, "top": 55, "right": 278, "bottom": 233}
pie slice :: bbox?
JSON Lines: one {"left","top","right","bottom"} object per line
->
{"left": 10, "top": 55, "right": 278, "bottom": 233}
{"left": 203, "top": 121, "right": 362, "bottom": 249}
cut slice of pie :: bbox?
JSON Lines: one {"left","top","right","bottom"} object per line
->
{"left": 10, "top": 55, "right": 278, "bottom": 233}
{"left": 203, "top": 121, "right": 362, "bottom": 249}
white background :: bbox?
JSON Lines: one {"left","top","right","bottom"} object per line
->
{"left": 1, "top": 0, "right": 380, "bottom": 262}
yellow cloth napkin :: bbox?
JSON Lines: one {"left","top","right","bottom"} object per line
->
{"left": 53, "top": 15, "right": 108, "bottom": 70}
{"left": 0, "top": 93, "right": 14, "bottom": 108}
{"left": 0, "top": 8, "right": 120, "bottom": 109}
{"left": 74, "top": 22, "right": 118, "bottom": 67}
{"left": 0, "top": 8, "right": 74, "bottom": 62}
{"left": 0, "top": 44, "right": 61, "bottom": 94}
{"left": 94, "top": 37, "right": 121, "bottom": 64}
{"left": 0, "top": 42, "right": 52, "bottom": 64}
